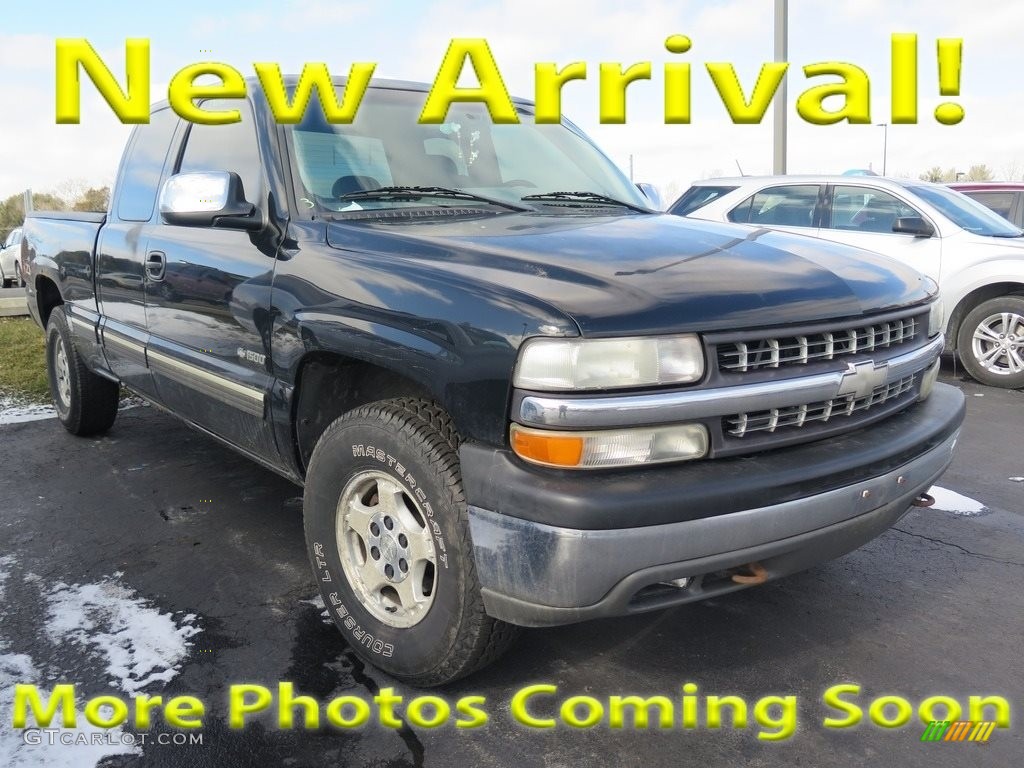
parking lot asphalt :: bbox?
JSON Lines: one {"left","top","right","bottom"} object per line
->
{"left": 1, "top": 365, "right": 1021, "bottom": 767}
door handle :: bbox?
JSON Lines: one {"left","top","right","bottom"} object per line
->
{"left": 145, "top": 251, "right": 166, "bottom": 281}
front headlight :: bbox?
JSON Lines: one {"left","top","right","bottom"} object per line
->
{"left": 514, "top": 334, "right": 705, "bottom": 391}
{"left": 511, "top": 423, "right": 709, "bottom": 469}
{"left": 927, "top": 297, "right": 944, "bottom": 337}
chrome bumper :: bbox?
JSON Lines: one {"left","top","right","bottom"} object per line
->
{"left": 469, "top": 427, "right": 958, "bottom": 627}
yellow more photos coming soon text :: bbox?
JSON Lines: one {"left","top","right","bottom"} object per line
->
{"left": 55, "top": 34, "right": 964, "bottom": 128}
{"left": 10, "top": 683, "right": 1011, "bottom": 742}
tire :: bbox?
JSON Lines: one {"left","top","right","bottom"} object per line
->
{"left": 45, "top": 306, "right": 120, "bottom": 435}
{"left": 303, "top": 398, "right": 519, "bottom": 686}
{"left": 956, "top": 295, "right": 1024, "bottom": 388}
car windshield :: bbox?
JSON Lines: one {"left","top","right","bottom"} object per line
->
{"left": 287, "top": 87, "right": 648, "bottom": 215}
{"left": 906, "top": 184, "right": 1023, "bottom": 237}
{"left": 668, "top": 185, "right": 738, "bottom": 216}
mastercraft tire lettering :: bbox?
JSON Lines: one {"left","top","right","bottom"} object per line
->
{"left": 302, "top": 398, "right": 518, "bottom": 686}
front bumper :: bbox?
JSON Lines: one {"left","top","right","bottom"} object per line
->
{"left": 464, "top": 383, "right": 964, "bottom": 627}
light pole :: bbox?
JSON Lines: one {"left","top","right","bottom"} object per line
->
{"left": 876, "top": 123, "right": 888, "bottom": 176}
{"left": 773, "top": 0, "right": 788, "bottom": 174}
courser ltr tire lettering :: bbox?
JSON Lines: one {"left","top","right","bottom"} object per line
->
{"left": 303, "top": 398, "right": 519, "bottom": 686}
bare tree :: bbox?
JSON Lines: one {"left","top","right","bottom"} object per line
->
{"left": 965, "top": 164, "right": 994, "bottom": 181}
{"left": 72, "top": 187, "right": 111, "bottom": 213}
{"left": 52, "top": 178, "right": 90, "bottom": 207}
{"left": 1000, "top": 161, "right": 1022, "bottom": 182}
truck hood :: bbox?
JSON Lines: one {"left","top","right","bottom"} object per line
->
{"left": 326, "top": 213, "right": 934, "bottom": 336}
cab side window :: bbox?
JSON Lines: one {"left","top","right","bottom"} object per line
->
{"left": 175, "top": 100, "right": 262, "bottom": 204}
{"left": 117, "top": 107, "right": 178, "bottom": 222}
{"left": 828, "top": 186, "right": 919, "bottom": 234}
{"left": 727, "top": 185, "right": 820, "bottom": 227}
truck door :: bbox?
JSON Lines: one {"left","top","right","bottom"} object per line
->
{"left": 143, "top": 99, "right": 279, "bottom": 459}
{"left": 96, "top": 106, "right": 180, "bottom": 400}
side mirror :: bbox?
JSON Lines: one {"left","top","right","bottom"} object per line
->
{"left": 159, "top": 171, "right": 260, "bottom": 230}
{"left": 635, "top": 182, "right": 664, "bottom": 210}
{"left": 891, "top": 216, "right": 934, "bottom": 237}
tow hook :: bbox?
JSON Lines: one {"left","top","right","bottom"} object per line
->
{"left": 730, "top": 561, "right": 768, "bottom": 585}
{"left": 911, "top": 492, "right": 936, "bottom": 508}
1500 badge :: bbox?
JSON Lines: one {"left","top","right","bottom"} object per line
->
{"left": 237, "top": 347, "right": 266, "bottom": 365}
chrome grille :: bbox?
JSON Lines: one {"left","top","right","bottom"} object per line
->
{"left": 725, "top": 374, "right": 917, "bottom": 437}
{"left": 718, "top": 316, "right": 920, "bottom": 373}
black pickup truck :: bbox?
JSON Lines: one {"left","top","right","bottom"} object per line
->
{"left": 23, "top": 77, "right": 964, "bottom": 685}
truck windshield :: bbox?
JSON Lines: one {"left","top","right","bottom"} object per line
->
{"left": 906, "top": 184, "right": 1023, "bottom": 237}
{"left": 286, "top": 87, "right": 649, "bottom": 214}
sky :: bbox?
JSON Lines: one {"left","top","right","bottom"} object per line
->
{"left": 2, "top": 0, "right": 1023, "bottom": 204}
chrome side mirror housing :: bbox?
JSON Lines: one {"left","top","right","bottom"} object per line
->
{"left": 159, "top": 171, "right": 259, "bottom": 230}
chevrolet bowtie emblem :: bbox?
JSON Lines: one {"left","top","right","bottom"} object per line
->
{"left": 837, "top": 360, "right": 889, "bottom": 399}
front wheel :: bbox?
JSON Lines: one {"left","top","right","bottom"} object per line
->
{"left": 956, "top": 295, "right": 1024, "bottom": 388}
{"left": 303, "top": 398, "right": 518, "bottom": 686}
{"left": 46, "top": 306, "right": 120, "bottom": 435}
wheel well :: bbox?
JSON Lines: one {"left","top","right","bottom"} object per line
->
{"left": 35, "top": 277, "right": 63, "bottom": 327}
{"left": 293, "top": 354, "right": 436, "bottom": 471}
{"left": 947, "top": 282, "right": 1024, "bottom": 350}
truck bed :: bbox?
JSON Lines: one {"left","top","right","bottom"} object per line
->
{"left": 23, "top": 210, "right": 106, "bottom": 327}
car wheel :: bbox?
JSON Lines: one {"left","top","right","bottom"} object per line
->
{"left": 46, "top": 306, "right": 121, "bottom": 435}
{"left": 303, "top": 398, "right": 519, "bottom": 686}
{"left": 956, "top": 295, "right": 1024, "bottom": 388}
{"left": 1, "top": 269, "right": 11, "bottom": 288}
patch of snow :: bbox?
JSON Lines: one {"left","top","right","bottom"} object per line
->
{"left": 0, "top": 394, "right": 56, "bottom": 425}
{"left": 929, "top": 486, "right": 987, "bottom": 516}
{"left": 44, "top": 579, "right": 201, "bottom": 695}
{"left": 0, "top": 393, "right": 146, "bottom": 426}
{"left": 300, "top": 594, "right": 334, "bottom": 624}
{"left": 0, "top": 555, "right": 14, "bottom": 607}
{"left": 0, "top": 568, "right": 200, "bottom": 766}
{"left": 1009, "top": 477, "right": 1024, "bottom": 483}
{"left": 0, "top": 653, "right": 141, "bottom": 767}
{"left": 299, "top": 594, "right": 325, "bottom": 609}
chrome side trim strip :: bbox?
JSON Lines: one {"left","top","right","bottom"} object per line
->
{"left": 103, "top": 330, "right": 147, "bottom": 358}
{"left": 147, "top": 349, "right": 265, "bottom": 417}
{"left": 68, "top": 316, "right": 93, "bottom": 333}
{"left": 518, "top": 334, "right": 944, "bottom": 429}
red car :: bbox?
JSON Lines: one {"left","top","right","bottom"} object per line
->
{"left": 948, "top": 182, "right": 1024, "bottom": 228}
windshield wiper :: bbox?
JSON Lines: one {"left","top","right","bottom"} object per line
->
{"left": 337, "top": 186, "right": 531, "bottom": 212}
{"left": 520, "top": 191, "right": 652, "bottom": 213}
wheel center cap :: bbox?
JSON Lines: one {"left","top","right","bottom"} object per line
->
{"left": 380, "top": 535, "right": 398, "bottom": 563}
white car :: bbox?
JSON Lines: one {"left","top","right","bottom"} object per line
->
{"left": 670, "top": 176, "right": 1024, "bottom": 388}
{"left": 1, "top": 227, "right": 25, "bottom": 288}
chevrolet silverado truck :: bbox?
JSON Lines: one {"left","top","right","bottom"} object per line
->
{"left": 23, "top": 77, "right": 964, "bottom": 685}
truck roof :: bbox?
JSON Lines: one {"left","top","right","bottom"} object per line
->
{"left": 149, "top": 76, "right": 532, "bottom": 112}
